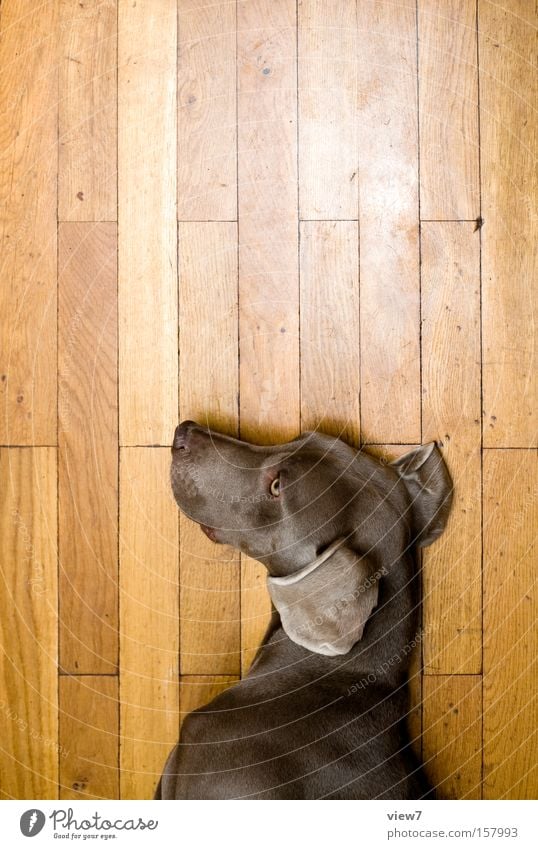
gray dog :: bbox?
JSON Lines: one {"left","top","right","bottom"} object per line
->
{"left": 156, "top": 421, "right": 453, "bottom": 799}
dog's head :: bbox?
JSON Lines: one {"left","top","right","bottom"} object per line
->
{"left": 171, "top": 421, "right": 453, "bottom": 654}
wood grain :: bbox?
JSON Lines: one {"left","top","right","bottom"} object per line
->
{"left": 1, "top": 0, "right": 538, "bottom": 802}
{"left": 118, "top": 0, "right": 178, "bottom": 445}
{"left": 180, "top": 517, "right": 240, "bottom": 676}
{"left": 119, "top": 448, "right": 179, "bottom": 800}
{"left": 58, "top": 223, "right": 118, "bottom": 674}
{"left": 178, "top": 0, "right": 237, "bottom": 220}
{"left": 483, "top": 450, "right": 538, "bottom": 799}
{"left": 357, "top": 0, "right": 421, "bottom": 444}
{"left": 240, "top": 554, "right": 272, "bottom": 675}
{"left": 237, "top": 0, "right": 300, "bottom": 670}
{"left": 421, "top": 222, "right": 481, "bottom": 674}
{"left": 59, "top": 0, "right": 117, "bottom": 221}
{"left": 59, "top": 675, "right": 118, "bottom": 800}
{"left": 423, "top": 674, "right": 482, "bottom": 798}
{"left": 178, "top": 221, "right": 240, "bottom": 675}
{"left": 298, "top": 0, "right": 358, "bottom": 219}
{"left": 178, "top": 222, "right": 238, "bottom": 433}
{"left": 237, "top": 0, "right": 300, "bottom": 442}
{"left": 0, "top": 0, "right": 57, "bottom": 444}
{"left": 0, "top": 448, "right": 57, "bottom": 799}
{"left": 300, "top": 221, "right": 360, "bottom": 446}
{"left": 418, "top": 0, "right": 479, "bottom": 219}
{"left": 480, "top": 1, "right": 537, "bottom": 447}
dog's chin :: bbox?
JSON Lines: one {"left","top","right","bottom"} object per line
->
{"left": 199, "top": 524, "right": 220, "bottom": 543}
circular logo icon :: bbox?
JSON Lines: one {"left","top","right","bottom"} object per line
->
{"left": 20, "top": 809, "right": 46, "bottom": 837}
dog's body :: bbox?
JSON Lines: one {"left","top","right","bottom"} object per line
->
{"left": 157, "top": 423, "right": 453, "bottom": 800}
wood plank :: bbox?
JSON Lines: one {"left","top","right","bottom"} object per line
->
{"left": 418, "top": 0, "right": 479, "bottom": 219}
{"left": 58, "top": 223, "right": 118, "bottom": 674}
{"left": 59, "top": 0, "right": 117, "bottom": 221}
{"left": 357, "top": 0, "right": 421, "bottom": 444}
{"left": 180, "top": 517, "right": 240, "bottom": 676}
{"left": 421, "top": 222, "right": 481, "bottom": 673}
{"left": 178, "top": 222, "right": 238, "bottom": 433}
{"left": 300, "top": 221, "right": 360, "bottom": 446}
{"left": 0, "top": 448, "right": 57, "bottom": 799}
{"left": 180, "top": 675, "right": 239, "bottom": 729}
{"left": 298, "top": 0, "right": 358, "bottom": 219}
{"left": 422, "top": 674, "right": 482, "bottom": 799}
{"left": 0, "top": 0, "right": 57, "bottom": 444}
{"left": 178, "top": 221, "right": 240, "bottom": 676}
{"left": 241, "top": 554, "right": 272, "bottom": 675}
{"left": 59, "top": 675, "right": 118, "bottom": 800}
{"left": 118, "top": 0, "right": 178, "bottom": 445}
{"left": 483, "top": 450, "right": 538, "bottom": 799}
{"left": 119, "top": 448, "right": 179, "bottom": 800}
{"left": 237, "top": 0, "right": 299, "bottom": 442}
{"left": 237, "top": 0, "right": 300, "bottom": 672}
{"left": 480, "top": 1, "right": 537, "bottom": 447}
{"left": 364, "top": 444, "right": 419, "bottom": 462}
{"left": 178, "top": 0, "right": 237, "bottom": 220}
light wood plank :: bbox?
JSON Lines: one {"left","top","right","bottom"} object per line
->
{"left": 178, "top": 0, "right": 237, "bottom": 220}
{"left": 364, "top": 444, "right": 419, "bottom": 462}
{"left": 0, "top": 448, "right": 57, "bottom": 799}
{"left": 300, "top": 221, "right": 360, "bottom": 446}
{"left": 483, "top": 450, "right": 538, "bottom": 799}
{"left": 423, "top": 674, "right": 482, "bottom": 799}
{"left": 178, "top": 222, "right": 238, "bottom": 433}
{"left": 237, "top": 0, "right": 299, "bottom": 442}
{"left": 238, "top": 0, "right": 300, "bottom": 671}
{"left": 357, "top": 0, "right": 421, "bottom": 444}
{"left": 298, "top": 0, "right": 358, "bottom": 219}
{"left": 180, "top": 517, "right": 240, "bottom": 676}
{"left": 418, "top": 0, "right": 479, "bottom": 219}
{"left": 0, "top": 0, "right": 57, "bottom": 444}
{"left": 119, "top": 448, "right": 179, "bottom": 800}
{"left": 59, "top": 675, "right": 118, "bottom": 800}
{"left": 480, "top": 1, "right": 537, "bottom": 447}
{"left": 180, "top": 675, "right": 238, "bottom": 729}
{"left": 421, "top": 222, "right": 481, "bottom": 673}
{"left": 118, "top": 0, "right": 178, "bottom": 445}
{"left": 59, "top": 0, "right": 117, "bottom": 220}
{"left": 58, "top": 223, "right": 118, "bottom": 674}
{"left": 178, "top": 221, "right": 240, "bottom": 675}
{"left": 241, "top": 554, "right": 272, "bottom": 675}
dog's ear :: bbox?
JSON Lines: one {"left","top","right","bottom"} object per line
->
{"left": 390, "top": 442, "right": 453, "bottom": 548}
{"left": 267, "top": 545, "right": 379, "bottom": 656}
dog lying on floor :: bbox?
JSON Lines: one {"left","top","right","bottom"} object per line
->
{"left": 155, "top": 421, "right": 453, "bottom": 799}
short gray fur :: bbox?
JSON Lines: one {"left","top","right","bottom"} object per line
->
{"left": 156, "top": 421, "right": 453, "bottom": 800}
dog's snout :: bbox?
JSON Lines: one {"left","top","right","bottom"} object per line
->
{"left": 172, "top": 420, "right": 197, "bottom": 452}
{"left": 172, "top": 428, "right": 188, "bottom": 453}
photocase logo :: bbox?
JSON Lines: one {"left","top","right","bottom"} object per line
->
{"left": 20, "top": 809, "right": 46, "bottom": 837}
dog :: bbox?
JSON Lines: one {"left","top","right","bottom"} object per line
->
{"left": 155, "top": 421, "right": 453, "bottom": 799}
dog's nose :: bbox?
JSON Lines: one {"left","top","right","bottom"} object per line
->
{"left": 172, "top": 420, "right": 197, "bottom": 452}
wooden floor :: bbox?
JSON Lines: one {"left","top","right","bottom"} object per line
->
{"left": 0, "top": 0, "right": 536, "bottom": 800}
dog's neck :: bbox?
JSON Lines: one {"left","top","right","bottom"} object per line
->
{"left": 267, "top": 537, "right": 347, "bottom": 586}
{"left": 266, "top": 538, "right": 380, "bottom": 657}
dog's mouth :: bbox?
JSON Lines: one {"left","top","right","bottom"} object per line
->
{"left": 199, "top": 523, "right": 219, "bottom": 543}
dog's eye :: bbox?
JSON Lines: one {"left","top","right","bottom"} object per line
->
{"left": 270, "top": 476, "right": 281, "bottom": 497}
